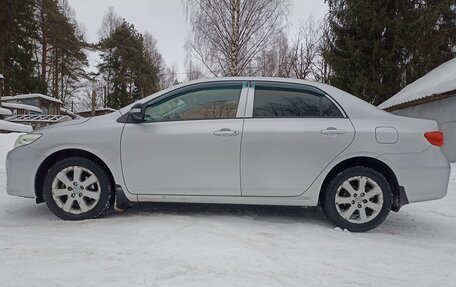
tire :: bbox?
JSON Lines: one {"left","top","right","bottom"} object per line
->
{"left": 321, "top": 166, "right": 392, "bottom": 232}
{"left": 43, "top": 157, "right": 112, "bottom": 220}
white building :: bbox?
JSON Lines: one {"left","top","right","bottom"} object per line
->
{"left": 378, "top": 58, "right": 456, "bottom": 162}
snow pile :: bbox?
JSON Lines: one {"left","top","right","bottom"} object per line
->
{"left": 0, "top": 107, "right": 12, "bottom": 116}
{"left": 0, "top": 119, "right": 32, "bottom": 133}
{"left": 0, "top": 134, "right": 455, "bottom": 287}
{"left": 378, "top": 57, "right": 456, "bottom": 109}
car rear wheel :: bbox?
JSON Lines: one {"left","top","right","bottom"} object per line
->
{"left": 43, "top": 157, "right": 112, "bottom": 220}
{"left": 321, "top": 166, "right": 392, "bottom": 232}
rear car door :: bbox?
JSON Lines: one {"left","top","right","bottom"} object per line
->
{"left": 240, "top": 82, "right": 355, "bottom": 197}
{"left": 121, "top": 81, "right": 247, "bottom": 196}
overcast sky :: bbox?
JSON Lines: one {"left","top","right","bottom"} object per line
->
{"left": 68, "top": 0, "right": 327, "bottom": 76}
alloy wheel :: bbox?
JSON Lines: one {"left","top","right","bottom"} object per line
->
{"left": 334, "top": 176, "right": 384, "bottom": 224}
{"left": 51, "top": 166, "right": 101, "bottom": 214}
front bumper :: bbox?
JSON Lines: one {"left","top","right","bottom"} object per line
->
{"left": 6, "top": 145, "right": 44, "bottom": 199}
{"left": 379, "top": 146, "right": 451, "bottom": 204}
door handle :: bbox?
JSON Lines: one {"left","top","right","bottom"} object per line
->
{"left": 321, "top": 127, "right": 346, "bottom": 135}
{"left": 213, "top": 128, "right": 239, "bottom": 137}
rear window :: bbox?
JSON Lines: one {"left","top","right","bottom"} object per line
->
{"left": 253, "top": 86, "right": 343, "bottom": 118}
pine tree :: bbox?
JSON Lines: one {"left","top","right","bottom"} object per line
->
{"left": 325, "top": 0, "right": 403, "bottom": 104}
{"left": 37, "top": 0, "right": 88, "bottom": 101}
{"left": 398, "top": 0, "right": 456, "bottom": 86}
{"left": 0, "top": 0, "right": 46, "bottom": 96}
{"left": 98, "top": 21, "right": 159, "bottom": 109}
{"left": 325, "top": 0, "right": 456, "bottom": 105}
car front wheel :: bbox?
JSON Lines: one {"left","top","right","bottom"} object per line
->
{"left": 322, "top": 166, "right": 392, "bottom": 232}
{"left": 43, "top": 157, "right": 112, "bottom": 220}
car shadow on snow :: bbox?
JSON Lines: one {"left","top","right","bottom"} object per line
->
{"left": 113, "top": 202, "right": 333, "bottom": 226}
{"left": 108, "top": 202, "right": 452, "bottom": 237}
{"left": 4, "top": 199, "right": 449, "bottom": 237}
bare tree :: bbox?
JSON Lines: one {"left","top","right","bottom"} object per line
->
{"left": 254, "top": 31, "right": 291, "bottom": 77}
{"left": 71, "top": 78, "right": 105, "bottom": 112}
{"left": 98, "top": 7, "right": 122, "bottom": 40}
{"left": 143, "top": 32, "right": 169, "bottom": 90}
{"left": 184, "top": 0, "right": 290, "bottom": 76}
{"left": 96, "top": 7, "right": 122, "bottom": 106}
{"left": 160, "top": 65, "right": 179, "bottom": 89}
{"left": 313, "top": 19, "right": 331, "bottom": 83}
{"left": 185, "top": 58, "right": 205, "bottom": 81}
{"left": 288, "top": 16, "right": 321, "bottom": 80}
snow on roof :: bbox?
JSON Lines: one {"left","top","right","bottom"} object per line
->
{"left": 0, "top": 119, "right": 33, "bottom": 133}
{"left": 60, "top": 107, "right": 77, "bottom": 117}
{"left": 1, "top": 102, "right": 43, "bottom": 113}
{"left": 0, "top": 107, "right": 12, "bottom": 116}
{"left": 77, "top": 107, "right": 117, "bottom": 114}
{"left": 378, "top": 58, "right": 456, "bottom": 110}
{"left": 60, "top": 107, "right": 83, "bottom": 119}
{"left": 2, "top": 93, "right": 63, "bottom": 104}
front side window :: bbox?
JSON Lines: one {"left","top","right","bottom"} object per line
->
{"left": 144, "top": 85, "right": 242, "bottom": 122}
{"left": 253, "top": 85, "right": 343, "bottom": 118}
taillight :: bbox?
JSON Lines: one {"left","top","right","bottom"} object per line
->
{"left": 424, "top": 131, "right": 444, "bottom": 147}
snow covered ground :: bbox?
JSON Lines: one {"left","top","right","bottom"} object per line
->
{"left": 0, "top": 133, "right": 455, "bottom": 287}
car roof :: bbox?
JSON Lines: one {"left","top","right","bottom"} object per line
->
{"left": 176, "top": 77, "right": 326, "bottom": 89}
{"left": 119, "top": 77, "right": 388, "bottom": 119}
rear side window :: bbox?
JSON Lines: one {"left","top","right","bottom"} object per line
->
{"left": 253, "top": 85, "right": 343, "bottom": 118}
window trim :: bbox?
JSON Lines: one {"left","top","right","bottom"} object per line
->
{"left": 245, "top": 81, "right": 347, "bottom": 119}
{"left": 140, "top": 81, "right": 247, "bottom": 124}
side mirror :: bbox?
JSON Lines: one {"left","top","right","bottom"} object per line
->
{"left": 129, "top": 103, "right": 144, "bottom": 122}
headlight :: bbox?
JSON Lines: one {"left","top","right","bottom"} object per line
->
{"left": 14, "top": 133, "right": 42, "bottom": 149}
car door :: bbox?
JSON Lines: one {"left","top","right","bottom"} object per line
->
{"left": 240, "top": 82, "right": 355, "bottom": 197}
{"left": 121, "top": 81, "right": 247, "bottom": 196}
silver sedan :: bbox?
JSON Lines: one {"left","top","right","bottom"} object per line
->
{"left": 6, "top": 78, "right": 450, "bottom": 232}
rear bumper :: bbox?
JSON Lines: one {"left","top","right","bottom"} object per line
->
{"left": 6, "top": 145, "right": 44, "bottom": 199}
{"left": 379, "top": 146, "right": 450, "bottom": 203}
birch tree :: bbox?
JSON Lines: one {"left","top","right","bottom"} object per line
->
{"left": 184, "top": 0, "right": 289, "bottom": 76}
{"left": 288, "top": 16, "right": 322, "bottom": 80}
{"left": 186, "top": 58, "right": 205, "bottom": 81}
{"left": 254, "top": 31, "right": 291, "bottom": 77}
{"left": 98, "top": 7, "right": 122, "bottom": 40}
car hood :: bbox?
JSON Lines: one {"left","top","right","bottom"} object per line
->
{"left": 37, "top": 111, "right": 123, "bottom": 135}
{"left": 36, "top": 117, "right": 91, "bottom": 132}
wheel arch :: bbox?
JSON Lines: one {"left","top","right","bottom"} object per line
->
{"left": 35, "top": 149, "right": 116, "bottom": 203}
{"left": 319, "top": 156, "right": 401, "bottom": 211}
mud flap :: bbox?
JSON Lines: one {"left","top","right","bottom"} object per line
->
{"left": 114, "top": 185, "right": 132, "bottom": 212}
{"left": 391, "top": 186, "right": 409, "bottom": 212}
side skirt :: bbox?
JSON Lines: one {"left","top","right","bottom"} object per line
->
{"left": 136, "top": 194, "right": 318, "bottom": 207}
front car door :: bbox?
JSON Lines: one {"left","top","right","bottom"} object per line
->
{"left": 121, "top": 81, "right": 247, "bottom": 196}
{"left": 241, "top": 82, "right": 355, "bottom": 197}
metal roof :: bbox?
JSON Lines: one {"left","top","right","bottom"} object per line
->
{"left": 6, "top": 114, "right": 72, "bottom": 123}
